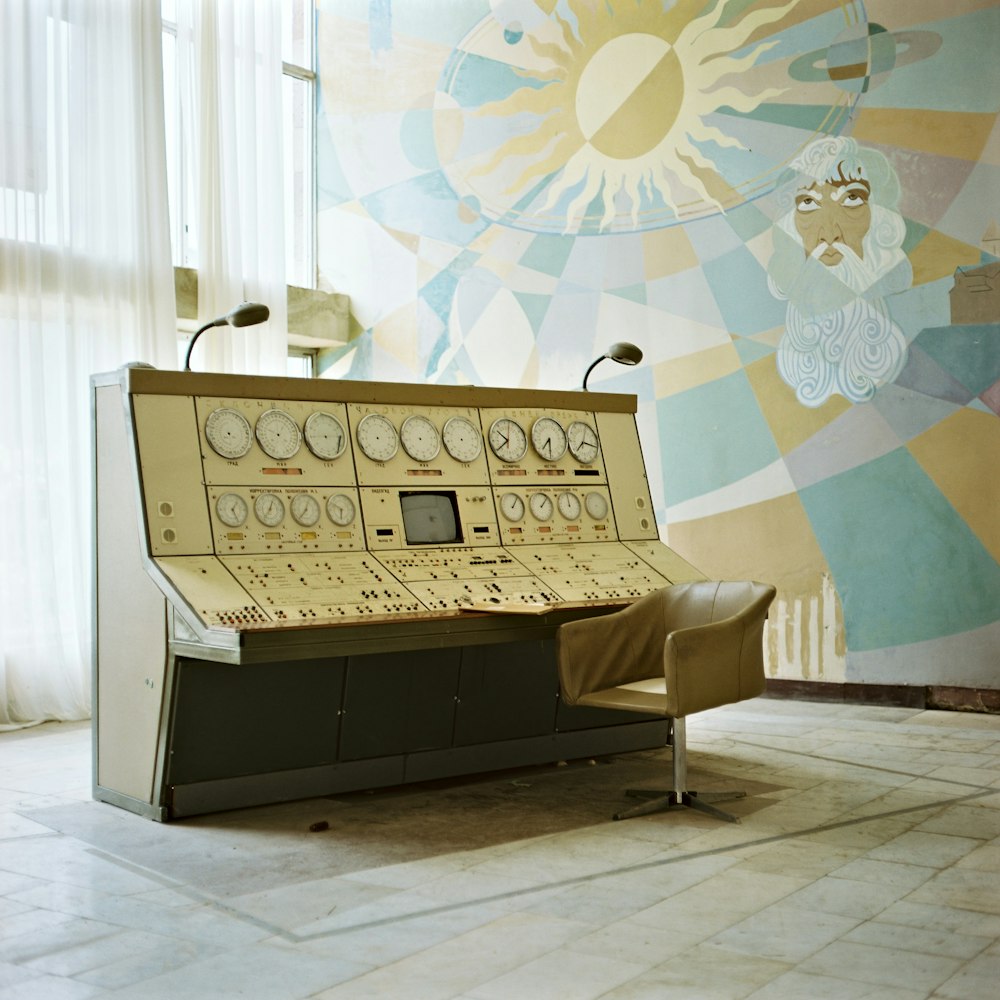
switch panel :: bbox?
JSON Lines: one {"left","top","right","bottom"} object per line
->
{"left": 122, "top": 372, "right": 705, "bottom": 631}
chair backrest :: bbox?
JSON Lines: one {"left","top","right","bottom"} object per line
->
{"left": 556, "top": 581, "right": 776, "bottom": 715}
{"left": 661, "top": 581, "right": 776, "bottom": 718}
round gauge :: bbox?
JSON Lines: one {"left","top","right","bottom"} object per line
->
{"left": 567, "top": 420, "right": 600, "bottom": 464}
{"left": 529, "top": 492, "right": 554, "bottom": 521}
{"left": 442, "top": 416, "right": 483, "bottom": 463}
{"left": 205, "top": 407, "right": 253, "bottom": 460}
{"left": 253, "top": 492, "right": 285, "bottom": 527}
{"left": 326, "top": 493, "right": 356, "bottom": 527}
{"left": 255, "top": 408, "right": 301, "bottom": 460}
{"left": 215, "top": 492, "right": 248, "bottom": 527}
{"left": 584, "top": 491, "right": 609, "bottom": 520}
{"left": 304, "top": 411, "right": 347, "bottom": 461}
{"left": 499, "top": 492, "right": 525, "bottom": 522}
{"left": 400, "top": 414, "right": 441, "bottom": 463}
{"left": 531, "top": 417, "right": 568, "bottom": 462}
{"left": 557, "top": 491, "right": 581, "bottom": 520}
{"left": 488, "top": 417, "right": 528, "bottom": 463}
{"left": 290, "top": 493, "right": 321, "bottom": 527}
{"left": 356, "top": 412, "right": 398, "bottom": 462}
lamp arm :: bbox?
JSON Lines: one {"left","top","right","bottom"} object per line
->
{"left": 582, "top": 356, "right": 604, "bottom": 391}
{"left": 182, "top": 318, "right": 224, "bottom": 372}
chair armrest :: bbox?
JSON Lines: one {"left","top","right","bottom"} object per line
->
{"left": 662, "top": 605, "right": 768, "bottom": 718}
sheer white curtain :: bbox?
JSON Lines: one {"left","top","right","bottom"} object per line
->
{"left": 175, "top": 0, "right": 287, "bottom": 374}
{"left": 0, "top": 1, "right": 177, "bottom": 728}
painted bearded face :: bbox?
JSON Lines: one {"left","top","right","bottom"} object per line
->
{"left": 793, "top": 169, "right": 872, "bottom": 267}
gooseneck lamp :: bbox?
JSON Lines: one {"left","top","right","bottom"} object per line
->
{"left": 581, "top": 341, "right": 643, "bottom": 390}
{"left": 183, "top": 302, "right": 270, "bottom": 371}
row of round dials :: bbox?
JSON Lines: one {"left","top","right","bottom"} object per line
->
{"left": 204, "top": 407, "right": 601, "bottom": 465}
{"left": 500, "top": 491, "right": 608, "bottom": 522}
{"left": 216, "top": 492, "right": 356, "bottom": 529}
{"left": 214, "top": 489, "right": 607, "bottom": 530}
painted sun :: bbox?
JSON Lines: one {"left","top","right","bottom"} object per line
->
{"left": 464, "top": 0, "right": 798, "bottom": 232}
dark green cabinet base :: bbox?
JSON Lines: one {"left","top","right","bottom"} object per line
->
{"left": 156, "top": 638, "right": 666, "bottom": 820}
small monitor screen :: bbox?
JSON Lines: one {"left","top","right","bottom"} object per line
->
{"left": 400, "top": 491, "right": 461, "bottom": 545}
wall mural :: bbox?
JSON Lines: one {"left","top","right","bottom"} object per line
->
{"left": 315, "top": 0, "right": 1000, "bottom": 689}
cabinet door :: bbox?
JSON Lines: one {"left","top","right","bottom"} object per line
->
{"left": 454, "top": 640, "right": 557, "bottom": 746}
{"left": 167, "top": 657, "right": 345, "bottom": 783}
{"left": 339, "top": 648, "right": 461, "bottom": 761}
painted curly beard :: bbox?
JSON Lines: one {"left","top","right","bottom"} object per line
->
{"left": 777, "top": 297, "right": 908, "bottom": 407}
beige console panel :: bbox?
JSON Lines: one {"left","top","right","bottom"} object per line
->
{"left": 104, "top": 369, "right": 704, "bottom": 634}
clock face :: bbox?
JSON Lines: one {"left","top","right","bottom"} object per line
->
{"left": 326, "top": 493, "right": 356, "bottom": 526}
{"left": 400, "top": 414, "right": 441, "bottom": 463}
{"left": 499, "top": 492, "right": 525, "bottom": 522}
{"left": 290, "top": 493, "right": 321, "bottom": 527}
{"left": 356, "top": 412, "right": 399, "bottom": 462}
{"left": 253, "top": 492, "right": 285, "bottom": 527}
{"left": 557, "top": 491, "right": 581, "bottom": 520}
{"left": 488, "top": 417, "right": 528, "bottom": 463}
{"left": 442, "top": 416, "right": 483, "bottom": 463}
{"left": 584, "top": 491, "right": 609, "bottom": 520}
{"left": 303, "top": 411, "right": 347, "bottom": 461}
{"left": 215, "top": 492, "right": 248, "bottom": 527}
{"left": 567, "top": 420, "right": 600, "bottom": 464}
{"left": 528, "top": 492, "right": 553, "bottom": 521}
{"left": 255, "top": 409, "right": 301, "bottom": 460}
{"left": 205, "top": 407, "right": 253, "bottom": 460}
{"left": 530, "top": 417, "right": 567, "bottom": 461}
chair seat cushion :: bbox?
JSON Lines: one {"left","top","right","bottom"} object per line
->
{"left": 576, "top": 676, "right": 667, "bottom": 715}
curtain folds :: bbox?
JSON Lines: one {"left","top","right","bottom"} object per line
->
{"left": 176, "top": 0, "right": 287, "bottom": 375}
{"left": 0, "top": 0, "right": 177, "bottom": 728}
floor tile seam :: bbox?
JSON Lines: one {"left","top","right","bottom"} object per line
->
{"left": 795, "top": 939, "right": 967, "bottom": 994}
{"left": 283, "top": 789, "right": 996, "bottom": 946}
{"left": 7, "top": 852, "right": 291, "bottom": 949}
{"left": 727, "top": 738, "right": 1000, "bottom": 793}
{"left": 851, "top": 920, "right": 998, "bottom": 964}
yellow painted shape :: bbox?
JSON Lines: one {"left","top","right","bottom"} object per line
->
{"left": 652, "top": 342, "right": 743, "bottom": 398}
{"left": 745, "top": 354, "right": 850, "bottom": 455}
{"left": 851, "top": 108, "right": 997, "bottom": 161}
{"left": 372, "top": 302, "right": 419, "bottom": 369}
{"left": 665, "top": 492, "right": 844, "bottom": 681}
{"left": 642, "top": 228, "right": 699, "bottom": 280}
{"left": 317, "top": 15, "right": 449, "bottom": 114}
{"left": 908, "top": 408, "right": 1000, "bottom": 563}
{"left": 908, "top": 229, "right": 983, "bottom": 287}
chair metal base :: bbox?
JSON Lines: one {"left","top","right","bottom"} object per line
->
{"left": 613, "top": 788, "right": 746, "bottom": 823}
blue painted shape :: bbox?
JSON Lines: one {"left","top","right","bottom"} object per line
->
{"left": 512, "top": 291, "right": 552, "bottom": 334}
{"left": 315, "top": 114, "right": 355, "bottom": 208}
{"left": 362, "top": 170, "right": 490, "bottom": 243}
{"left": 732, "top": 336, "right": 775, "bottom": 365}
{"left": 608, "top": 283, "right": 647, "bottom": 305}
{"left": 658, "top": 371, "right": 780, "bottom": 506}
{"left": 646, "top": 268, "right": 725, "bottom": 329}
{"left": 419, "top": 268, "right": 461, "bottom": 328}
{"left": 887, "top": 280, "right": 951, "bottom": 342}
{"left": 444, "top": 51, "right": 551, "bottom": 109}
{"left": 894, "top": 345, "right": 975, "bottom": 405}
{"left": 860, "top": 8, "right": 1000, "bottom": 113}
{"left": 368, "top": 0, "right": 392, "bottom": 53}
{"left": 871, "top": 384, "right": 962, "bottom": 443}
{"left": 400, "top": 108, "right": 439, "bottom": 170}
{"left": 702, "top": 246, "right": 788, "bottom": 336}
{"left": 519, "top": 233, "right": 575, "bottom": 278}
{"left": 914, "top": 324, "right": 1000, "bottom": 396}
{"left": 799, "top": 448, "right": 1000, "bottom": 651}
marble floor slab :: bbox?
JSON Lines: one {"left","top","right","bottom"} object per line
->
{"left": 2, "top": 698, "right": 999, "bottom": 999}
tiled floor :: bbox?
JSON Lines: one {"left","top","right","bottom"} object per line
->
{"left": 2, "top": 698, "right": 1000, "bottom": 999}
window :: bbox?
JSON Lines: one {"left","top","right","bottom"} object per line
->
{"left": 161, "top": 1, "right": 316, "bottom": 289}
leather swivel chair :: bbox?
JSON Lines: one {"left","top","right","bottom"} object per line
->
{"left": 556, "top": 580, "right": 776, "bottom": 823}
